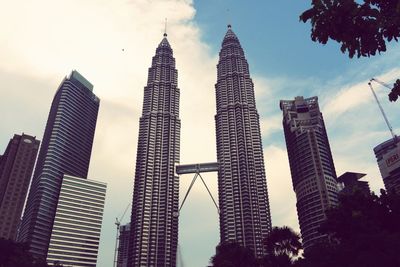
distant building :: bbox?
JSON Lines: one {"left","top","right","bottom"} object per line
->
{"left": 117, "top": 223, "right": 130, "bottom": 267}
{"left": 280, "top": 96, "right": 338, "bottom": 251}
{"left": 0, "top": 134, "right": 39, "bottom": 240}
{"left": 18, "top": 70, "right": 100, "bottom": 259}
{"left": 374, "top": 137, "right": 400, "bottom": 195}
{"left": 338, "top": 172, "right": 370, "bottom": 196}
{"left": 46, "top": 175, "right": 106, "bottom": 267}
{"left": 215, "top": 25, "right": 272, "bottom": 258}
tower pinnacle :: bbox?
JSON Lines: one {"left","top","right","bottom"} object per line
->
{"left": 164, "top": 18, "right": 168, "bottom": 37}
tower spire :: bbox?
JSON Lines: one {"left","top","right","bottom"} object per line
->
{"left": 164, "top": 18, "right": 168, "bottom": 37}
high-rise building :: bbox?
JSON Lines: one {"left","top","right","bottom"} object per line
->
{"left": 280, "top": 96, "right": 338, "bottom": 251}
{"left": 46, "top": 175, "right": 106, "bottom": 267}
{"left": 0, "top": 134, "right": 39, "bottom": 240}
{"left": 128, "top": 32, "right": 180, "bottom": 266}
{"left": 374, "top": 137, "right": 400, "bottom": 195}
{"left": 18, "top": 70, "right": 100, "bottom": 259}
{"left": 117, "top": 223, "right": 131, "bottom": 267}
{"left": 215, "top": 25, "right": 272, "bottom": 257}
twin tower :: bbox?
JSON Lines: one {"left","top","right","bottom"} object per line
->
{"left": 129, "top": 26, "right": 271, "bottom": 266}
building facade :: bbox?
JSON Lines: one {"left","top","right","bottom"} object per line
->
{"left": 338, "top": 172, "right": 370, "bottom": 196}
{"left": 215, "top": 26, "right": 272, "bottom": 257}
{"left": 374, "top": 137, "right": 400, "bottom": 195}
{"left": 117, "top": 223, "right": 130, "bottom": 267}
{"left": 128, "top": 33, "right": 180, "bottom": 266}
{"left": 46, "top": 175, "right": 106, "bottom": 267}
{"left": 280, "top": 96, "right": 338, "bottom": 251}
{"left": 18, "top": 70, "right": 100, "bottom": 259}
{"left": 0, "top": 134, "right": 39, "bottom": 240}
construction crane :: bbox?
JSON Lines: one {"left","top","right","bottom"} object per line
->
{"left": 113, "top": 202, "right": 131, "bottom": 267}
{"left": 368, "top": 78, "right": 396, "bottom": 138}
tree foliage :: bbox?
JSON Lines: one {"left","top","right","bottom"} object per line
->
{"left": 301, "top": 190, "right": 400, "bottom": 267}
{"left": 0, "top": 238, "right": 50, "bottom": 267}
{"left": 209, "top": 241, "right": 259, "bottom": 267}
{"left": 389, "top": 79, "right": 400, "bottom": 101}
{"left": 300, "top": 0, "right": 400, "bottom": 58}
{"left": 263, "top": 226, "right": 302, "bottom": 267}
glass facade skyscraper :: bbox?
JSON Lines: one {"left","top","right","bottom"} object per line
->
{"left": 215, "top": 26, "right": 272, "bottom": 258}
{"left": 280, "top": 96, "right": 338, "bottom": 251}
{"left": 18, "top": 70, "right": 100, "bottom": 259}
{"left": 128, "top": 33, "right": 180, "bottom": 266}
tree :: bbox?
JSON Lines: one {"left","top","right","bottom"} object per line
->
{"left": 0, "top": 238, "right": 49, "bottom": 267}
{"left": 209, "top": 241, "right": 259, "bottom": 267}
{"left": 301, "top": 190, "right": 400, "bottom": 267}
{"left": 300, "top": 0, "right": 400, "bottom": 58}
{"left": 263, "top": 226, "right": 302, "bottom": 267}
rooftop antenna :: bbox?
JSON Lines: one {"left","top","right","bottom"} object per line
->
{"left": 164, "top": 18, "right": 168, "bottom": 37}
{"left": 368, "top": 78, "right": 396, "bottom": 139}
{"left": 227, "top": 8, "right": 231, "bottom": 28}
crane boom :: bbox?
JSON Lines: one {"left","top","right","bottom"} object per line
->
{"left": 368, "top": 78, "right": 395, "bottom": 138}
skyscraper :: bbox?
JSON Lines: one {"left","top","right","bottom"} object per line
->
{"left": 215, "top": 25, "right": 271, "bottom": 257}
{"left": 46, "top": 175, "right": 106, "bottom": 267}
{"left": 128, "top": 32, "right": 180, "bottom": 266}
{"left": 280, "top": 96, "right": 338, "bottom": 251}
{"left": 117, "top": 223, "right": 131, "bottom": 267}
{"left": 374, "top": 137, "right": 400, "bottom": 195}
{"left": 0, "top": 134, "right": 39, "bottom": 240}
{"left": 18, "top": 70, "right": 100, "bottom": 259}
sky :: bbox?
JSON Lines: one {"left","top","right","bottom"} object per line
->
{"left": 1, "top": 0, "right": 400, "bottom": 266}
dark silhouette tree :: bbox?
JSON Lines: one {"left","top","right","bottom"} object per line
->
{"left": 0, "top": 238, "right": 50, "bottom": 267}
{"left": 300, "top": 190, "right": 400, "bottom": 267}
{"left": 210, "top": 241, "right": 259, "bottom": 267}
{"left": 300, "top": 0, "right": 400, "bottom": 58}
{"left": 263, "top": 226, "right": 302, "bottom": 267}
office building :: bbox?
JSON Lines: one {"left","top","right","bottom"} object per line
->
{"left": 0, "top": 134, "right": 39, "bottom": 240}
{"left": 18, "top": 70, "right": 100, "bottom": 259}
{"left": 215, "top": 25, "right": 272, "bottom": 257}
{"left": 280, "top": 96, "right": 338, "bottom": 251}
{"left": 338, "top": 172, "right": 370, "bottom": 196}
{"left": 46, "top": 175, "right": 106, "bottom": 267}
{"left": 128, "top": 32, "right": 180, "bottom": 266}
{"left": 117, "top": 223, "right": 130, "bottom": 267}
{"left": 374, "top": 137, "right": 400, "bottom": 195}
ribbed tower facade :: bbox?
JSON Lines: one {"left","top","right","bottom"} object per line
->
{"left": 18, "top": 71, "right": 100, "bottom": 259}
{"left": 215, "top": 26, "right": 271, "bottom": 258}
{"left": 280, "top": 96, "right": 338, "bottom": 251}
{"left": 128, "top": 33, "right": 180, "bottom": 267}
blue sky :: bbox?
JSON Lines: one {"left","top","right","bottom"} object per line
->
{"left": 1, "top": 0, "right": 400, "bottom": 266}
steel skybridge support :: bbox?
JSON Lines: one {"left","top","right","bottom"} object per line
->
{"left": 176, "top": 162, "right": 219, "bottom": 214}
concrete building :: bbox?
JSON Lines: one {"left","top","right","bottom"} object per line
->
{"left": 128, "top": 32, "right": 180, "bottom": 266}
{"left": 0, "top": 134, "right": 39, "bottom": 240}
{"left": 117, "top": 223, "right": 130, "bottom": 267}
{"left": 374, "top": 137, "right": 400, "bottom": 195}
{"left": 338, "top": 172, "right": 370, "bottom": 196}
{"left": 18, "top": 70, "right": 100, "bottom": 259}
{"left": 215, "top": 25, "right": 272, "bottom": 257}
{"left": 46, "top": 175, "right": 106, "bottom": 267}
{"left": 280, "top": 96, "right": 338, "bottom": 251}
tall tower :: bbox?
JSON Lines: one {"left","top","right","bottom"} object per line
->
{"left": 374, "top": 137, "right": 400, "bottom": 195}
{"left": 0, "top": 133, "right": 39, "bottom": 240}
{"left": 280, "top": 96, "right": 338, "bottom": 251}
{"left": 215, "top": 25, "right": 271, "bottom": 257}
{"left": 18, "top": 70, "right": 100, "bottom": 259}
{"left": 128, "top": 32, "right": 180, "bottom": 266}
